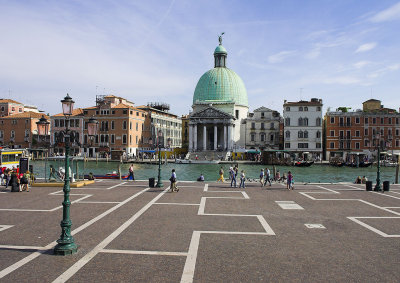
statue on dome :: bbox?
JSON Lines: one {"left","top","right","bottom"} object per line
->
{"left": 218, "top": 32, "right": 225, "bottom": 45}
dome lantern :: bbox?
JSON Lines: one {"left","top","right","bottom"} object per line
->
{"left": 214, "top": 32, "right": 227, "bottom": 68}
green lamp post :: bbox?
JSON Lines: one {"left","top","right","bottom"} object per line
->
{"left": 374, "top": 133, "right": 382, "bottom": 191}
{"left": 36, "top": 115, "right": 50, "bottom": 182}
{"left": 156, "top": 130, "right": 164, "bottom": 188}
{"left": 54, "top": 94, "right": 78, "bottom": 255}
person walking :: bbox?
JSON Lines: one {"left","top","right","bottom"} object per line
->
{"left": 9, "top": 171, "right": 20, "bottom": 192}
{"left": 259, "top": 169, "right": 264, "bottom": 187}
{"left": 275, "top": 170, "right": 281, "bottom": 183}
{"left": 169, "top": 169, "right": 179, "bottom": 192}
{"left": 239, "top": 170, "right": 246, "bottom": 188}
{"left": 217, "top": 167, "right": 225, "bottom": 182}
{"left": 287, "top": 171, "right": 293, "bottom": 190}
{"left": 128, "top": 164, "right": 135, "bottom": 181}
{"left": 20, "top": 171, "right": 30, "bottom": 192}
{"left": 230, "top": 167, "right": 237, "bottom": 188}
{"left": 264, "top": 167, "right": 272, "bottom": 186}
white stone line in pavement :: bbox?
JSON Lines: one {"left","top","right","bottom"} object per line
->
{"left": 275, "top": 201, "right": 304, "bottom": 210}
{"left": 344, "top": 185, "right": 364, "bottom": 190}
{"left": 0, "top": 245, "right": 49, "bottom": 251}
{"left": 316, "top": 185, "right": 340, "bottom": 194}
{"left": 370, "top": 191, "right": 400, "bottom": 200}
{"left": 203, "top": 184, "right": 208, "bottom": 192}
{"left": 77, "top": 201, "right": 122, "bottom": 204}
{"left": 348, "top": 217, "right": 400, "bottom": 237}
{"left": 0, "top": 225, "right": 13, "bottom": 232}
{"left": 106, "top": 182, "right": 127, "bottom": 190}
{"left": 0, "top": 185, "right": 150, "bottom": 279}
{"left": 383, "top": 207, "right": 400, "bottom": 209}
{"left": 154, "top": 203, "right": 200, "bottom": 206}
{"left": 389, "top": 191, "right": 400, "bottom": 195}
{"left": 101, "top": 249, "right": 188, "bottom": 256}
{"left": 52, "top": 186, "right": 170, "bottom": 283}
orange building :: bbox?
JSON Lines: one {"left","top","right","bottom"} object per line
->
{"left": 51, "top": 95, "right": 146, "bottom": 158}
{"left": 0, "top": 99, "right": 24, "bottom": 117}
{"left": 325, "top": 99, "right": 400, "bottom": 161}
{"left": 0, "top": 112, "right": 50, "bottom": 149}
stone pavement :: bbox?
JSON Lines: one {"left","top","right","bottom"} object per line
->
{"left": 0, "top": 180, "right": 399, "bottom": 282}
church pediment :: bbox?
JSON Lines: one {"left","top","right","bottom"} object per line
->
{"left": 190, "top": 106, "right": 234, "bottom": 119}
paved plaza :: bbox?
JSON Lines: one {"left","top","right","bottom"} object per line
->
{"left": 0, "top": 179, "right": 400, "bottom": 282}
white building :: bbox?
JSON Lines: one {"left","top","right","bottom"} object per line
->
{"left": 283, "top": 99, "right": 323, "bottom": 159}
{"left": 241, "top": 107, "right": 281, "bottom": 150}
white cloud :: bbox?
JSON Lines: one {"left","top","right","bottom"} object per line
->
{"left": 323, "top": 77, "right": 361, "bottom": 85}
{"left": 267, "top": 50, "right": 297, "bottom": 63}
{"left": 355, "top": 42, "right": 377, "bottom": 53}
{"left": 370, "top": 2, "right": 400, "bottom": 22}
{"left": 368, "top": 64, "right": 400, "bottom": 78}
{"left": 353, "top": 61, "right": 371, "bottom": 69}
{"left": 305, "top": 47, "right": 320, "bottom": 59}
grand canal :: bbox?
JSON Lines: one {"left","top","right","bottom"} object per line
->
{"left": 31, "top": 160, "right": 398, "bottom": 184}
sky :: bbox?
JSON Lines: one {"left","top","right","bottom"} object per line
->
{"left": 1, "top": 0, "right": 400, "bottom": 116}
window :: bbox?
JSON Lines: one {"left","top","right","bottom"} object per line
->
{"left": 316, "top": 131, "right": 321, "bottom": 138}
{"left": 1, "top": 106, "right": 4, "bottom": 111}
{"left": 330, "top": 130, "right": 334, "bottom": 137}
{"left": 55, "top": 119, "right": 59, "bottom": 127}
{"left": 339, "top": 130, "right": 344, "bottom": 138}
{"left": 260, "top": 134, "right": 265, "bottom": 141}
{"left": 123, "top": 110, "right": 128, "bottom": 114}
{"left": 136, "top": 123, "right": 138, "bottom": 131}
{"left": 129, "top": 122, "right": 132, "bottom": 130}
{"left": 251, "top": 122, "right": 255, "bottom": 129}
{"left": 112, "top": 110, "right": 115, "bottom": 115}
{"left": 389, "top": 118, "right": 392, "bottom": 124}
{"left": 60, "top": 119, "right": 64, "bottom": 128}
{"left": 286, "top": 107, "right": 290, "bottom": 111}
{"left": 396, "top": 140, "right": 399, "bottom": 147}
{"left": 19, "top": 108, "right": 22, "bottom": 112}
{"left": 298, "top": 118, "right": 303, "bottom": 126}
{"left": 270, "top": 134, "right": 274, "bottom": 142}
{"left": 298, "top": 131, "right": 303, "bottom": 138}
{"left": 235, "top": 110, "right": 239, "bottom": 119}
{"left": 122, "top": 134, "right": 127, "bottom": 144}
{"left": 304, "top": 131, "right": 308, "bottom": 138}
{"left": 316, "top": 143, "right": 321, "bottom": 148}
{"left": 304, "top": 107, "right": 308, "bottom": 111}
{"left": 356, "top": 117, "right": 360, "bottom": 124}
{"left": 364, "top": 128, "right": 368, "bottom": 135}
{"left": 11, "top": 130, "right": 15, "bottom": 138}
{"left": 330, "top": 142, "right": 334, "bottom": 149}
{"left": 12, "top": 120, "right": 17, "bottom": 125}
{"left": 364, "top": 140, "right": 369, "bottom": 146}
{"left": 285, "top": 131, "right": 290, "bottom": 138}
{"left": 261, "top": 123, "right": 265, "bottom": 129}
{"left": 356, "top": 130, "right": 360, "bottom": 137}
{"left": 285, "top": 118, "right": 290, "bottom": 126}
{"left": 251, "top": 134, "right": 255, "bottom": 141}
{"left": 130, "top": 135, "right": 132, "bottom": 144}
{"left": 355, "top": 142, "right": 360, "bottom": 149}
{"left": 316, "top": 118, "right": 321, "bottom": 126}
{"left": 299, "top": 107, "right": 303, "bottom": 111}
{"left": 304, "top": 118, "right": 308, "bottom": 126}
{"left": 261, "top": 112, "right": 265, "bottom": 117}
{"left": 136, "top": 135, "right": 138, "bottom": 144}
{"left": 123, "top": 121, "right": 127, "bottom": 130}
{"left": 270, "top": 122, "right": 274, "bottom": 129}
{"left": 136, "top": 112, "right": 139, "bottom": 116}
{"left": 330, "top": 117, "right": 335, "bottom": 124}
{"left": 111, "top": 134, "right": 115, "bottom": 144}
{"left": 397, "top": 118, "right": 399, "bottom": 124}
{"left": 111, "top": 121, "right": 115, "bottom": 130}
{"left": 317, "top": 106, "right": 321, "bottom": 111}
{"left": 285, "top": 143, "right": 290, "bottom": 148}
{"left": 373, "top": 118, "right": 376, "bottom": 124}
{"left": 396, "top": 129, "right": 400, "bottom": 136}
{"left": 11, "top": 107, "right": 15, "bottom": 111}
{"left": 365, "top": 117, "right": 368, "bottom": 124}
{"left": 380, "top": 118, "right": 384, "bottom": 124}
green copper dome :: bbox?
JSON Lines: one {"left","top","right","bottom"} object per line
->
{"left": 214, "top": 45, "right": 227, "bottom": 54}
{"left": 193, "top": 67, "right": 248, "bottom": 107}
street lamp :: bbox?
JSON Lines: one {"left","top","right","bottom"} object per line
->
{"left": 156, "top": 130, "right": 164, "bottom": 188}
{"left": 36, "top": 115, "right": 50, "bottom": 181}
{"left": 54, "top": 93, "right": 78, "bottom": 255}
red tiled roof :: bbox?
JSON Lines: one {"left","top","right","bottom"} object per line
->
{"left": 1, "top": 111, "right": 49, "bottom": 119}
{"left": 52, "top": 108, "right": 84, "bottom": 117}
{"left": 0, "top": 99, "right": 23, "bottom": 104}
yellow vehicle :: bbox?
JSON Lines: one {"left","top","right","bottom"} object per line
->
{"left": 0, "top": 148, "right": 26, "bottom": 170}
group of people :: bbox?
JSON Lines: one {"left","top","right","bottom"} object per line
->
{"left": 355, "top": 176, "right": 368, "bottom": 184}
{"left": 0, "top": 166, "right": 31, "bottom": 192}
{"left": 214, "top": 166, "right": 295, "bottom": 190}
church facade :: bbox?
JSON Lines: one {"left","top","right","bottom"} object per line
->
{"left": 188, "top": 37, "right": 249, "bottom": 152}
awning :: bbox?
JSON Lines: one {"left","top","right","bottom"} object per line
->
{"left": 139, "top": 150, "right": 156, "bottom": 153}
{"left": 246, "top": 150, "right": 260, "bottom": 154}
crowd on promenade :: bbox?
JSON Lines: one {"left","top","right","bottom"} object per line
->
{"left": 0, "top": 166, "right": 32, "bottom": 192}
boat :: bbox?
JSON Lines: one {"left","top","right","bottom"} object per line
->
{"left": 330, "top": 162, "right": 345, "bottom": 167}
{"left": 359, "top": 162, "right": 373, "bottom": 167}
{"left": 294, "top": 161, "right": 314, "bottom": 167}
{"left": 84, "top": 173, "right": 129, "bottom": 179}
{"left": 381, "top": 160, "right": 398, "bottom": 167}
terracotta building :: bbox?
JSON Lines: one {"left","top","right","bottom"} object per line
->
{"left": 0, "top": 99, "right": 24, "bottom": 117}
{"left": 50, "top": 95, "right": 146, "bottom": 158}
{"left": 325, "top": 99, "right": 400, "bottom": 161}
{"left": 0, "top": 112, "right": 50, "bottom": 149}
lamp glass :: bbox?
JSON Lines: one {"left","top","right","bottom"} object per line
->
{"left": 61, "top": 94, "right": 75, "bottom": 116}
{"left": 87, "top": 118, "right": 98, "bottom": 137}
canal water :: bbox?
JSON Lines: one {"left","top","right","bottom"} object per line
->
{"left": 31, "top": 160, "right": 398, "bottom": 184}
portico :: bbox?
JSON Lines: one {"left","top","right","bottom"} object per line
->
{"left": 189, "top": 106, "right": 235, "bottom": 151}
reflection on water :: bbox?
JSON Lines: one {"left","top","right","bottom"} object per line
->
{"left": 31, "top": 160, "right": 397, "bottom": 184}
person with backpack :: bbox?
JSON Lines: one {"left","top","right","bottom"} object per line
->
{"left": 169, "top": 169, "right": 179, "bottom": 192}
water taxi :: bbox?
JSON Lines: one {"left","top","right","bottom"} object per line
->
{"left": 0, "top": 148, "right": 27, "bottom": 169}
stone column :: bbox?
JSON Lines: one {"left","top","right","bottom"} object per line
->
{"left": 203, "top": 125, "right": 207, "bottom": 151}
{"left": 224, "top": 125, "right": 227, "bottom": 150}
{"left": 194, "top": 124, "right": 197, "bottom": 151}
{"left": 227, "top": 125, "right": 232, "bottom": 150}
{"left": 214, "top": 125, "right": 218, "bottom": 150}
{"left": 188, "top": 125, "right": 193, "bottom": 151}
